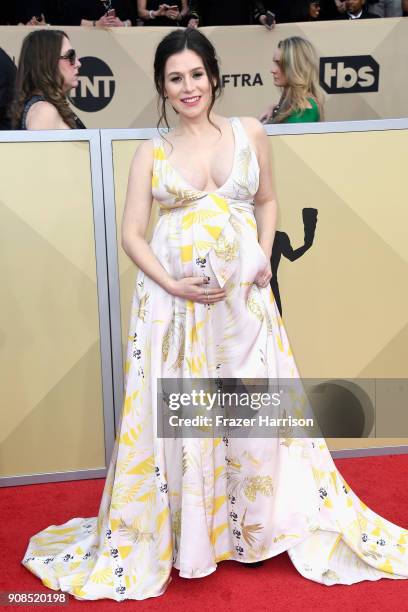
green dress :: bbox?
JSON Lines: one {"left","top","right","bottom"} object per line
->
{"left": 284, "top": 97, "right": 320, "bottom": 123}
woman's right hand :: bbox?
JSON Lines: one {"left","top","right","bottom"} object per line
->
{"left": 156, "top": 4, "right": 171, "bottom": 16}
{"left": 164, "top": 5, "right": 181, "bottom": 19}
{"left": 168, "top": 276, "right": 227, "bottom": 304}
{"left": 97, "top": 13, "right": 116, "bottom": 26}
{"left": 258, "top": 104, "right": 275, "bottom": 124}
{"left": 334, "top": 0, "right": 347, "bottom": 13}
{"left": 27, "top": 14, "right": 46, "bottom": 25}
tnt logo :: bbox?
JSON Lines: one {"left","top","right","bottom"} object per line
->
{"left": 319, "top": 56, "right": 379, "bottom": 94}
{"left": 69, "top": 57, "right": 115, "bottom": 112}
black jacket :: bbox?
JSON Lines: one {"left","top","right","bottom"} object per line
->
{"left": 336, "top": 7, "right": 380, "bottom": 18}
{"left": 0, "top": 48, "right": 17, "bottom": 130}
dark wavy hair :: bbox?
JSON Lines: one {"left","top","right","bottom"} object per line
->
{"left": 11, "top": 29, "right": 77, "bottom": 129}
{"left": 153, "top": 28, "right": 222, "bottom": 132}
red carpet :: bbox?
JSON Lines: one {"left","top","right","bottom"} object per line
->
{"left": 1, "top": 454, "right": 407, "bottom": 611}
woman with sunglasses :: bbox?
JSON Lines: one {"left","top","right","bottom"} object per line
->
{"left": 11, "top": 29, "right": 85, "bottom": 130}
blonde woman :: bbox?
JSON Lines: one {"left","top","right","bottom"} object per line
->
{"left": 259, "top": 36, "right": 324, "bottom": 124}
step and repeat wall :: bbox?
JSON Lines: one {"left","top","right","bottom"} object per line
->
{"left": 1, "top": 19, "right": 408, "bottom": 129}
{"left": 268, "top": 125, "right": 408, "bottom": 451}
{"left": 106, "top": 123, "right": 408, "bottom": 456}
{"left": 0, "top": 132, "right": 115, "bottom": 485}
{"left": 1, "top": 121, "right": 407, "bottom": 485}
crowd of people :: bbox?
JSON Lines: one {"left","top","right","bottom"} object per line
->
{"left": 1, "top": 0, "right": 407, "bottom": 26}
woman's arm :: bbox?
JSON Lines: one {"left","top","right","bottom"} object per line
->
{"left": 122, "top": 140, "right": 175, "bottom": 292}
{"left": 240, "top": 117, "right": 276, "bottom": 288}
{"left": 122, "top": 140, "right": 227, "bottom": 303}
{"left": 242, "top": 117, "right": 277, "bottom": 259}
{"left": 25, "top": 101, "right": 70, "bottom": 130}
{"left": 258, "top": 103, "right": 276, "bottom": 124}
{"left": 180, "top": 0, "right": 189, "bottom": 18}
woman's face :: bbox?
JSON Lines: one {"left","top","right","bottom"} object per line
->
{"left": 309, "top": 1, "right": 321, "bottom": 18}
{"left": 58, "top": 36, "right": 81, "bottom": 93}
{"left": 163, "top": 49, "right": 213, "bottom": 118}
{"left": 346, "top": 0, "right": 364, "bottom": 12}
{"left": 270, "top": 48, "right": 287, "bottom": 88}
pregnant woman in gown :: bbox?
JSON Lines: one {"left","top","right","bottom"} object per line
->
{"left": 22, "top": 29, "right": 408, "bottom": 601}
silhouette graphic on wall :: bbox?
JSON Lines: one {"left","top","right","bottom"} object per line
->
{"left": 270, "top": 207, "right": 318, "bottom": 316}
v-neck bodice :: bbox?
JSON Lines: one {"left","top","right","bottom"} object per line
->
{"left": 152, "top": 117, "right": 260, "bottom": 206}
{"left": 155, "top": 116, "right": 238, "bottom": 196}
{"left": 150, "top": 117, "right": 262, "bottom": 288}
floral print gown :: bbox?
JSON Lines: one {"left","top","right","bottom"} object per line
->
{"left": 22, "top": 118, "right": 408, "bottom": 601}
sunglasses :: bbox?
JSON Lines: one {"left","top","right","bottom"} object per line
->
{"left": 59, "top": 48, "right": 77, "bottom": 65}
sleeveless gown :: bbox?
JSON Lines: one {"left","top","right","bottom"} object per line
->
{"left": 21, "top": 117, "right": 408, "bottom": 600}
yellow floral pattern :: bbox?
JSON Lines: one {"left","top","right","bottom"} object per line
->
{"left": 22, "top": 118, "right": 408, "bottom": 600}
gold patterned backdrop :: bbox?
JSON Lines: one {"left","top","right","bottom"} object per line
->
{"left": 111, "top": 129, "right": 408, "bottom": 453}
{"left": 0, "top": 141, "right": 106, "bottom": 478}
{"left": 1, "top": 128, "right": 406, "bottom": 481}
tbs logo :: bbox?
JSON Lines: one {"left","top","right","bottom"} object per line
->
{"left": 320, "top": 56, "right": 379, "bottom": 94}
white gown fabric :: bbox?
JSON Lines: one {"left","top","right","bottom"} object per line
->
{"left": 22, "top": 118, "right": 408, "bottom": 600}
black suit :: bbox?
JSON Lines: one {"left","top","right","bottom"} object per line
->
{"left": 336, "top": 7, "right": 380, "bottom": 18}
{"left": 0, "top": 49, "right": 17, "bottom": 130}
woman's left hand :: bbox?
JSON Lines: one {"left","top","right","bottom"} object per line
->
{"left": 27, "top": 13, "right": 47, "bottom": 25}
{"left": 165, "top": 6, "right": 181, "bottom": 19}
{"left": 112, "top": 17, "right": 127, "bottom": 26}
{"left": 258, "top": 104, "right": 275, "bottom": 124}
{"left": 259, "top": 14, "right": 275, "bottom": 30}
{"left": 254, "top": 260, "right": 272, "bottom": 288}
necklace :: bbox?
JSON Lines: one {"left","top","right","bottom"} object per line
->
{"left": 272, "top": 103, "right": 281, "bottom": 119}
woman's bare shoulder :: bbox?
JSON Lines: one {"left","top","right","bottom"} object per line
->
{"left": 238, "top": 116, "right": 268, "bottom": 150}
{"left": 129, "top": 138, "right": 155, "bottom": 173}
{"left": 132, "top": 138, "right": 155, "bottom": 160}
{"left": 26, "top": 101, "right": 63, "bottom": 129}
{"left": 238, "top": 116, "right": 266, "bottom": 134}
